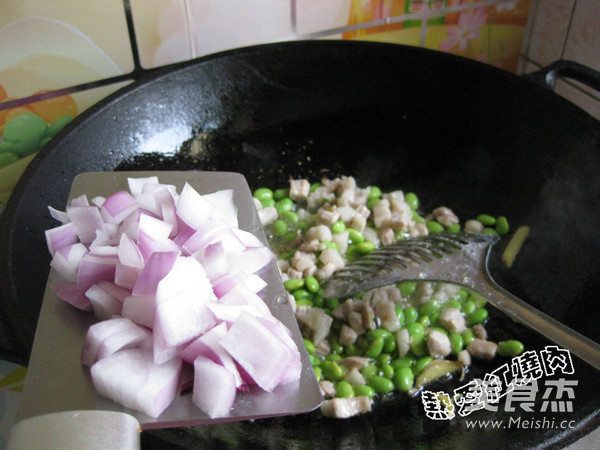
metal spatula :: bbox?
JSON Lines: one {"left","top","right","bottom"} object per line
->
{"left": 18, "top": 172, "right": 322, "bottom": 435}
{"left": 322, "top": 233, "right": 600, "bottom": 372}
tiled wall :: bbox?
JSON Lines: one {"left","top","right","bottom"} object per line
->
{"left": 519, "top": 0, "right": 600, "bottom": 119}
{"left": 0, "top": 0, "right": 533, "bottom": 212}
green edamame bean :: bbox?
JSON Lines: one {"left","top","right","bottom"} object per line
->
{"left": 396, "top": 307, "right": 405, "bottom": 327}
{"left": 313, "top": 366, "right": 322, "bottom": 381}
{"left": 321, "top": 361, "right": 345, "bottom": 381}
{"left": 347, "top": 229, "right": 364, "bottom": 244}
{"left": 355, "top": 241, "right": 376, "bottom": 253}
{"left": 326, "top": 353, "right": 342, "bottom": 362}
{"left": 253, "top": 187, "right": 273, "bottom": 201}
{"left": 449, "top": 332, "right": 464, "bottom": 355}
{"left": 393, "top": 367, "right": 414, "bottom": 392}
{"left": 483, "top": 227, "right": 498, "bottom": 235}
{"left": 428, "top": 326, "right": 447, "bottom": 335}
{"left": 498, "top": 340, "right": 524, "bottom": 357}
{"left": 380, "top": 363, "right": 394, "bottom": 379}
{"left": 405, "top": 192, "right": 419, "bottom": 210}
{"left": 323, "top": 241, "right": 339, "bottom": 251}
{"left": 272, "top": 219, "right": 288, "bottom": 236}
{"left": 292, "top": 289, "right": 312, "bottom": 301}
{"left": 462, "top": 299, "right": 476, "bottom": 315}
{"left": 469, "top": 292, "right": 487, "bottom": 308}
{"left": 366, "top": 336, "right": 385, "bottom": 358}
{"left": 404, "top": 306, "right": 418, "bottom": 324}
{"left": 285, "top": 231, "right": 298, "bottom": 241}
{"left": 444, "top": 299, "right": 462, "bottom": 310}
{"left": 354, "top": 384, "right": 375, "bottom": 399}
{"left": 392, "top": 357, "right": 414, "bottom": 370}
{"left": 477, "top": 214, "right": 496, "bottom": 226}
{"left": 496, "top": 216, "right": 510, "bottom": 235}
{"left": 331, "top": 220, "right": 346, "bottom": 233}
{"left": 366, "top": 329, "right": 392, "bottom": 340}
{"left": 467, "top": 308, "right": 488, "bottom": 325}
{"left": 426, "top": 221, "right": 445, "bottom": 234}
{"left": 304, "top": 338, "right": 316, "bottom": 354}
{"left": 413, "top": 356, "right": 433, "bottom": 375}
{"left": 368, "top": 186, "right": 382, "bottom": 198}
{"left": 367, "top": 197, "right": 380, "bottom": 210}
{"left": 335, "top": 381, "right": 355, "bottom": 398}
{"left": 325, "top": 297, "right": 340, "bottom": 310}
{"left": 345, "top": 343, "right": 358, "bottom": 356}
{"left": 412, "top": 212, "right": 426, "bottom": 224}
{"left": 273, "top": 188, "right": 289, "bottom": 200}
{"left": 361, "top": 364, "right": 378, "bottom": 379}
{"left": 420, "top": 300, "right": 440, "bottom": 319}
{"left": 406, "top": 322, "right": 425, "bottom": 339}
{"left": 304, "top": 275, "right": 320, "bottom": 293}
{"left": 261, "top": 198, "right": 275, "bottom": 208}
{"left": 446, "top": 223, "right": 461, "bottom": 233}
{"left": 281, "top": 210, "right": 299, "bottom": 224}
{"left": 456, "top": 289, "right": 469, "bottom": 302}
{"left": 368, "top": 375, "right": 395, "bottom": 395}
{"left": 462, "top": 328, "right": 476, "bottom": 346}
{"left": 395, "top": 230, "right": 410, "bottom": 241}
{"left": 419, "top": 315, "right": 431, "bottom": 327}
{"left": 275, "top": 197, "right": 294, "bottom": 215}
{"left": 310, "top": 182, "right": 322, "bottom": 192}
{"left": 376, "top": 353, "right": 392, "bottom": 366}
{"left": 309, "top": 355, "right": 321, "bottom": 366}
{"left": 294, "top": 299, "right": 313, "bottom": 307}
{"left": 410, "top": 335, "right": 428, "bottom": 356}
{"left": 284, "top": 278, "right": 304, "bottom": 291}
{"left": 398, "top": 281, "right": 417, "bottom": 297}
{"left": 383, "top": 335, "right": 397, "bottom": 353}
{"left": 311, "top": 292, "right": 324, "bottom": 308}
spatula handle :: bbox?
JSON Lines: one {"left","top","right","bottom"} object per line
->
{"left": 476, "top": 272, "right": 600, "bottom": 373}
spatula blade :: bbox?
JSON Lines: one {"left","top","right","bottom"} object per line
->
{"left": 20, "top": 171, "right": 322, "bottom": 429}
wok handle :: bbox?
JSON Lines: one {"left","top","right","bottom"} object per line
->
{"left": 525, "top": 60, "right": 600, "bottom": 94}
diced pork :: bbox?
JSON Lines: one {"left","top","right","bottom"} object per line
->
{"left": 438, "top": 307, "right": 467, "bottom": 333}
{"left": 467, "top": 339, "right": 498, "bottom": 360}
{"left": 321, "top": 396, "right": 372, "bottom": 419}
{"left": 427, "top": 330, "right": 452, "bottom": 358}
{"left": 289, "top": 179, "right": 311, "bottom": 201}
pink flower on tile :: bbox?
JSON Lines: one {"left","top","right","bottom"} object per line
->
{"left": 440, "top": 7, "right": 488, "bottom": 52}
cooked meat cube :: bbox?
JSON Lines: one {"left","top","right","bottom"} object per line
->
{"left": 438, "top": 307, "right": 467, "bottom": 333}
{"left": 373, "top": 297, "right": 400, "bottom": 332}
{"left": 339, "top": 324, "right": 358, "bottom": 346}
{"left": 321, "top": 396, "right": 372, "bottom": 419}
{"left": 295, "top": 306, "right": 333, "bottom": 345}
{"left": 289, "top": 179, "right": 311, "bottom": 201}
{"left": 258, "top": 206, "right": 278, "bottom": 225}
{"left": 338, "top": 356, "right": 371, "bottom": 371}
{"left": 343, "top": 367, "right": 366, "bottom": 386}
{"left": 464, "top": 219, "right": 484, "bottom": 233}
{"left": 397, "top": 328, "right": 410, "bottom": 357}
{"left": 291, "top": 251, "right": 316, "bottom": 272}
{"left": 473, "top": 324, "right": 487, "bottom": 340}
{"left": 467, "top": 339, "right": 498, "bottom": 360}
{"left": 432, "top": 206, "right": 459, "bottom": 228}
{"left": 427, "top": 330, "right": 452, "bottom": 358}
{"left": 457, "top": 349, "right": 472, "bottom": 366}
{"left": 319, "top": 380, "right": 336, "bottom": 398}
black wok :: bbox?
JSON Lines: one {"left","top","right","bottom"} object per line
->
{"left": 1, "top": 41, "right": 600, "bottom": 448}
